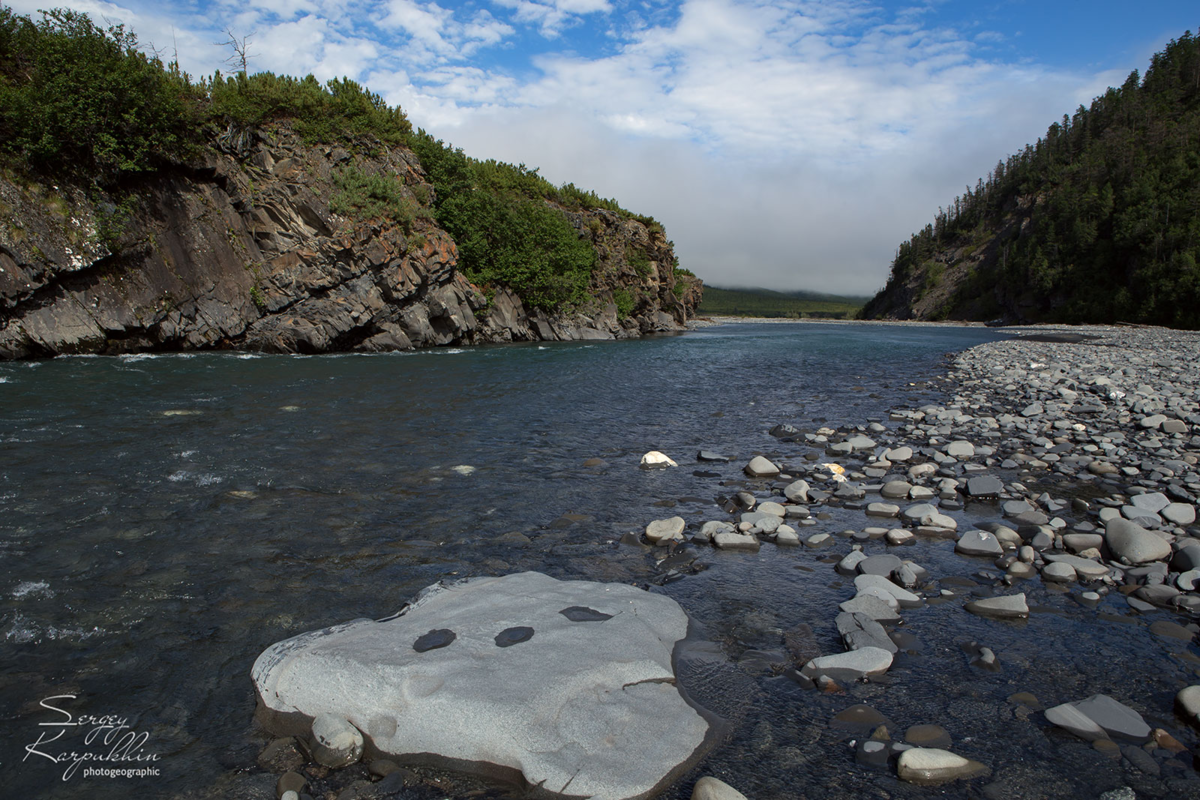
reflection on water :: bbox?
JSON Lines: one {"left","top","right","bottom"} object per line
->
{"left": 2, "top": 324, "right": 1197, "bottom": 799}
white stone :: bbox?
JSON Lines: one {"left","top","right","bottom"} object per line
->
{"left": 692, "top": 776, "right": 749, "bottom": 800}
{"left": 252, "top": 572, "right": 713, "bottom": 800}
{"left": 784, "top": 480, "right": 810, "bottom": 503}
{"left": 944, "top": 440, "right": 975, "bottom": 459}
{"left": 802, "top": 646, "right": 893, "bottom": 680}
{"left": 713, "top": 532, "right": 761, "bottom": 552}
{"left": 310, "top": 713, "right": 364, "bottom": 768}
{"left": 640, "top": 451, "right": 677, "bottom": 468}
{"left": 854, "top": 573, "right": 923, "bottom": 608}
{"left": 646, "top": 516, "right": 686, "bottom": 545}
{"left": 965, "top": 593, "right": 1029, "bottom": 619}
{"left": 897, "top": 748, "right": 990, "bottom": 785}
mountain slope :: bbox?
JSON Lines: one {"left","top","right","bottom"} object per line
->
{"left": 861, "top": 30, "right": 1200, "bottom": 328}
{"left": 0, "top": 8, "right": 700, "bottom": 358}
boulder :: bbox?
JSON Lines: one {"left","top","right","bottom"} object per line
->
{"left": 955, "top": 530, "right": 1003, "bottom": 557}
{"left": 252, "top": 572, "right": 716, "bottom": 799}
{"left": 692, "top": 776, "right": 748, "bottom": 800}
{"left": 744, "top": 456, "right": 780, "bottom": 478}
{"left": 1105, "top": 517, "right": 1171, "bottom": 564}
{"left": 801, "top": 646, "right": 893, "bottom": 681}
{"left": 783, "top": 479, "right": 810, "bottom": 502}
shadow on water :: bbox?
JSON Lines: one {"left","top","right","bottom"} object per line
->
{"left": 3, "top": 324, "right": 1197, "bottom": 799}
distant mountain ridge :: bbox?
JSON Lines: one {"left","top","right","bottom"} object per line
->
{"left": 860, "top": 30, "right": 1200, "bottom": 329}
{"left": 698, "top": 286, "right": 865, "bottom": 318}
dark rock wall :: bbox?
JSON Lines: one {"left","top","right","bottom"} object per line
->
{"left": 0, "top": 127, "right": 700, "bottom": 358}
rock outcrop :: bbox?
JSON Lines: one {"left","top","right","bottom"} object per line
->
{"left": 0, "top": 126, "right": 700, "bottom": 358}
{"left": 252, "top": 571, "right": 719, "bottom": 800}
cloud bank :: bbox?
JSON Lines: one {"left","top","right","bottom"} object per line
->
{"left": 5, "top": 0, "right": 1173, "bottom": 294}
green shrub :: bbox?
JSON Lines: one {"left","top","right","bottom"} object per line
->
{"left": 613, "top": 288, "right": 636, "bottom": 319}
{"left": 331, "top": 166, "right": 418, "bottom": 227}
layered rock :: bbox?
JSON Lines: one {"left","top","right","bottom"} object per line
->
{"left": 0, "top": 126, "right": 700, "bottom": 358}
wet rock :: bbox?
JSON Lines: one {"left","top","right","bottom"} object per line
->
{"left": 801, "top": 647, "right": 893, "bottom": 681}
{"left": 904, "top": 724, "right": 952, "bottom": 749}
{"left": 897, "top": 748, "right": 990, "bottom": 785}
{"left": 836, "top": 612, "right": 898, "bottom": 653}
{"left": 945, "top": 440, "right": 975, "bottom": 459}
{"left": 867, "top": 502, "right": 901, "bottom": 518}
{"left": 838, "top": 593, "right": 902, "bottom": 623}
{"left": 881, "top": 480, "right": 913, "bottom": 499}
{"left": 854, "top": 573, "right": 924, "bottom": 608}
{"left": 965, "top": 594, "right": 1029, "bottom": 620}
{"left": 744, "top": 456, "right": 781, "bottom": 478}
{"left": 646, "top": 517, "right": 686, "bottom": 545}
{"left": 1175, "top": 686, "right": 1200, "bottom": 728}
{"left": 1164, "top": 502, "right": 1197, "bottom": 525}
{"left": 252, "top": 572, "right": 715, "bottom": 799}
{"left": 713, "top": 532, "right": 761, "bottom": 552}
{"left": 956, "top": 530, "right": 1004, "bottom": 557}
{"left": 966, "top": 475, "right": 1004, "bottom": 497}
{"left": 856, "top": 554, "right": 902, "bottom": 577}
{"left": 641, "top": 451, "right": 678, "bottom": 469}
{"left": 309, "top": 713, "right": 364, "bottom": 768}
{"left": 696, "top": 451, "right": 731, "bottom": 463}
{"left": 856, "top": 739, "right": 891, "bottom": 768}
{"left": 783, "top": 482, "right": 812, "bottom": 506}
{"left": 1105, "top": 517, "right": 1171, "bottom": 564}
{"left": 691, "top": 776, "right": 748, "bottom": 800}
{"left": 1041, "top": 562, "right": 1076, "bottom": 582}
{"left": 1047, "top": 695, "right": 1151, "bottom": 743}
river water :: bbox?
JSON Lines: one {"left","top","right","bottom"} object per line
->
{"left": 3, "top": 322, "right": 1198, "bottom": 799}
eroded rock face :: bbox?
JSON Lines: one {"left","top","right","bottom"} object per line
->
{"left": 0, "top": 126, "right": 700, "bottom": 359}
{"left": 252, "top": 571, "right": 717, "bottom": 800}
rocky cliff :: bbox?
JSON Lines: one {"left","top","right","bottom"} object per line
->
{"left": 0, "top": 125, "right": 701, "bottom": 358}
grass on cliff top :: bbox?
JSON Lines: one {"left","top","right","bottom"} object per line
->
{"left": 698, "top": 286, "right": 864, "bottom": 319}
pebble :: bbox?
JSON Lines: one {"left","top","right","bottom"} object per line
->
{"left": 645, "top": 517, "right": 686, "bottom": 545}
{"left": 1177, "top": 685, "right": 1200, "bottom": 727}
{"left": 896, "top": 747, "right": 990, "bottom": 785}
{"left": 309, "top": 713, "right": 364, "bottom": 768}
{"left": 965, "top": 593, "right": 1029, "bottom": 619}
{"left": 691, "top": 776, "right": 749, "bottom": 800}
{"left": 744, "top": 456, "right": 780, "bottom": 478}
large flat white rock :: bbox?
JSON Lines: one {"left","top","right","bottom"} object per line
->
{"left": 253, "top": 572, "right": 715, "bottom": 799}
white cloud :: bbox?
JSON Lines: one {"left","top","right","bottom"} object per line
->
{"left": 491, "top": 0, "right": 612, "bottom": 37}
{"left": 4, "top": 0, "right": 1166, "bottom": 295}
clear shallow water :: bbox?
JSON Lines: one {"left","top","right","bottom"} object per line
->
{"left": 2, "top": 323, "right": 1198, "bottom": 799}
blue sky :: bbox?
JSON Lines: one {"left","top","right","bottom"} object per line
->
{"left": 8, "top": 0, "right": 1197, "bottom": 293}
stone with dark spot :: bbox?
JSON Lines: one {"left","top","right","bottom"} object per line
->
{"left": 559, "top": 606, "right": 613, "bottom": 622}
{"left": 495, "top": 626, "right": 534, "bottom": 647}
{"left": 413, "top": 629, "right": 456, "bottom": 652}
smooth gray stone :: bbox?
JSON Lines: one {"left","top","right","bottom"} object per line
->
{"left": 1070, "top": 695, "right": 1151, "bottom": 742}
{"left": 944, "top": 440, "right": 975, "bottom": 459}
{"left": 696, "top": 451, "right": 731, "bottom": 462}
{"left": 866, "top": 502, "right": 900, "bottom": 518}
{"left": 854, "top": 573, "right": 924, "bottom": 608}
{"left": 783, "top": 480, "right": 810, "bottom": 503}
{"left": 857, "top": 554, "right": 903, "bottom": 577}
{"left": 955, "top": 530, "right": 1003, "bottom": 557}
{"left": 1126, "top": 596, "right": 1156, "bottom": 612}
{"left": 1136, "top": 584, "right": 1180, "bottom": 606}
{"left": 801, "top": 646, "right": 893, "bottom": 680}
{"left": 1176, "top": 685, "right": 1200, "bottom": 727}
{"left": 1131, "top": 492, "right": 1171, "bottom": 513}
{"left": 836, "top": 550, "right": 868, "bottom": 575}
{"left": 252, "top": 572, "right": 713, "bottom": 799}
{"left": 310, "top": 713, "right": 365, "bottom": 768}
{"left": 692, "top": 776, "right": 749, "bottom": 800}
{"left": 846, "top": 435, "right": 876, "bottom": 451}
{"left": 1178, "top": 570, "right": 1200, "bottom": 591}
{"left": 698, "top": 521, "right": 736, "bottom": 541}
{"left": 1120, "top": 744, "right": 1160, "bottom": 775}
{"left": 740, "top": 512, "right": 780, "bottom": 534}
{"left": 836, "top": 612, "right": 898, "bottom": 654}
{"left": 713, "top": 532, "right": 761, "bottom": 552}
{"left": 1042, "top": 562, "right": 1076, "bottom": 582}
{"left": 1022, "top": 402, "right": 1044, "bottom": 417}
{"left": 757, "top": 501, "right": 786, "bottom": 518}
{"left": 1014, "top": 510, "right": 1050, "bottom": 527}
{"left": 1173, "top": 545, "right": 1200, "bottom": 572}
{"left": 884, "top": 446, "right": 913, "bottom": 462}
{"left": 1163, "top": 502, "right": 1197, "bottom": 525}
{"left": 902, "top": 503, "right": 939, "bottom": 522}
{"left": 965, "top": 593, "right": 1029, "bottom": 619}
{"left": 1002, "top": 500, "right": 1033, "bottom": 517}
{"left": 923, "top": 512, "right": 958, "bottom": 531}
{"left": 1062, "top": 533, "right": 1104, "bottom": 552}
{"left": 646, "top": 517, "right": 687, "bottom": 545}
{"left": 855, "top": 739, "right": 890, "bottom": 768}
{"left": 1042, "top": 553, "right": 1110, "bottom": 579}
{"left": 744, "top": 456, "right": 780, "bottom": 478}
{"left": 881, "top": 480, "right": 912, "bottom": 499}
{"left": 966, "top": 476, "right": 1004, "bottom": 497}
{"left": 1106, "top": 517, "right": 1171, "bottom": 564}
{"left": 1045, "top": 703, "right": 1107, "bottom": 741}
{"left": 896, "top": 748, "right": 990, "bottom": 785}
{"left": 1122, "top": 505, "right": 1161, "bottom": 523}
{"left": 838, "top": 593, "right": 902, "bottom": 623}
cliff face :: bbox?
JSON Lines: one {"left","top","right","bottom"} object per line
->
{"left": 0, "top": 126, "right": 700, "bottom": 358}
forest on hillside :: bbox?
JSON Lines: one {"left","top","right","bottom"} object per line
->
{"left": 861, "top": 30, "right": 1200, "bottom": 328}
{"left": 0, "top": 6, "right": 675, "bottom": 313}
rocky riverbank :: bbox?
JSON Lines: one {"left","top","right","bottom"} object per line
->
{"left": 232, "top": 323, "right": 1200, "bottom": 800}
{"left": 636, "top": 323, "right": 1200, "bottom": 797}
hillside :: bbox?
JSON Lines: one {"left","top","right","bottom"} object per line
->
{"left": 698, "top": 286, "right": 864, "bottom": 318}
{"left": 0, "top": 8, "right": 700, "bottom": 358}
{"left": 860, "top": 30, "right": 1200, "bottom": 328}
